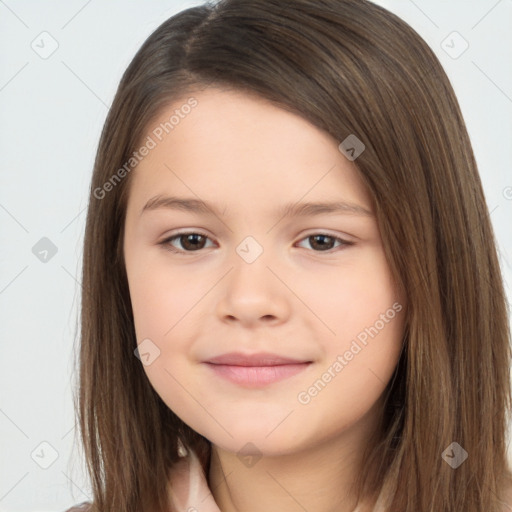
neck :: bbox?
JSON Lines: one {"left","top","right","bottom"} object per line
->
{"left": 207, "top": 409, "right": 382, "bottom": 512}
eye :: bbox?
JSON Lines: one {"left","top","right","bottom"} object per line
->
{"left": 159, "top": 231, "right": 215, "bottom": 253}
{"left": 295, "top": 233, "right": 354, "bottom": 252}
{"left": 160, "top": 231, "right": 353, "bottom": 254}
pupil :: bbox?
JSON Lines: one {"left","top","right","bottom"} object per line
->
{"left": 184, "top": 234, "right": 204, "bottom": 250}
{"left": 312, "top": 235, "right": 332, "bottom": 251}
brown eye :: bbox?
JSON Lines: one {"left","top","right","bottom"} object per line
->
{"left": 296, "top": 233, "right": 353, "bottom": 252}
{"left": 160, "top": 232, "right": 214, "bottom": 253}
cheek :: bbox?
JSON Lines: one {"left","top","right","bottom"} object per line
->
{"left": 125, "top": 250, "right": 202, "bottom": 344}
{"left": 127, "top": 262, "right": 201, "bottom": 422}
{"left": 125, "top": 253, "right": 210, "bottom": 407}
{"left": 292, "top": 250, "right": 405, "bottom": 410}
{"left": 295, "top": 248, "right": 403, "bottom": 346}
{"left": 294, "top": 302, "right": 405, "bottom": 443}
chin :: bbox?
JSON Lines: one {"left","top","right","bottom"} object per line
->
{"left": 193, "top": 420, "right": 311, "bottom": 458}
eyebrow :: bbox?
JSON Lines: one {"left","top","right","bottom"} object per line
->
{"left": 140, "top": 195, "right": 374, "bottom": 219}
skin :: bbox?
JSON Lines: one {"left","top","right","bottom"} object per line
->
{"left": 123, "top": 88, "right": 407, "bottom": 512}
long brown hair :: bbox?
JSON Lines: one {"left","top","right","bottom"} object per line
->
{"left": 73, "top": 0, "right": 512, "bottom": 510}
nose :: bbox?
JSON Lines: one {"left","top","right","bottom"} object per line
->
{"left": 215, "top": 253, "right": 291, "bottom": 328}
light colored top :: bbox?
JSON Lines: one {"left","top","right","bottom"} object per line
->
{"left": 65, "top": 440, "right": 221, "bottom": 512}
{"left": 167, "top": 440, "right": 221, "bottom": 512}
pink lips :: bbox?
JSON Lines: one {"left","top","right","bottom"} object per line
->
{"left": 203, "top": 352, "right": 312, "bottom": 387}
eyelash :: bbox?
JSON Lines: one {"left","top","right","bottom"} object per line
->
{"left": 159, "top": 230, "right": 354, "bottom": 255}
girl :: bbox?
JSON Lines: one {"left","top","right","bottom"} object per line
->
{"left": 68, "top": 0, "right": 512, "bottom": 511}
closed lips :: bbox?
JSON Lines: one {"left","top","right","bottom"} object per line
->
{"left": 203, "top": 355, "right": 312, "bottom": 387}
{"left": 204, "top": 352, "right": 312, "bottom": 366}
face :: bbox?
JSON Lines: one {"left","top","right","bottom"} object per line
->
{"left": 123, "top": 88, "right": 406, "bottom": 457}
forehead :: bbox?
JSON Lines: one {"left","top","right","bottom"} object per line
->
{"left": 126, "top": 88, "right": 373, "bottom": 216}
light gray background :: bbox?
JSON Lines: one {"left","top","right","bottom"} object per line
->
{"left": 0, "top": 1, "right": 511, "bottom": 510}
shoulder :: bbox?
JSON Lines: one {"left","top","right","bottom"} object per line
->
{"left": 65, "top": 502, "right": 93, "bottom": 512}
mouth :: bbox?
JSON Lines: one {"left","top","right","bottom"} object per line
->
{"left": 203, "top": 352, "right": 313, "bottom": 387}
